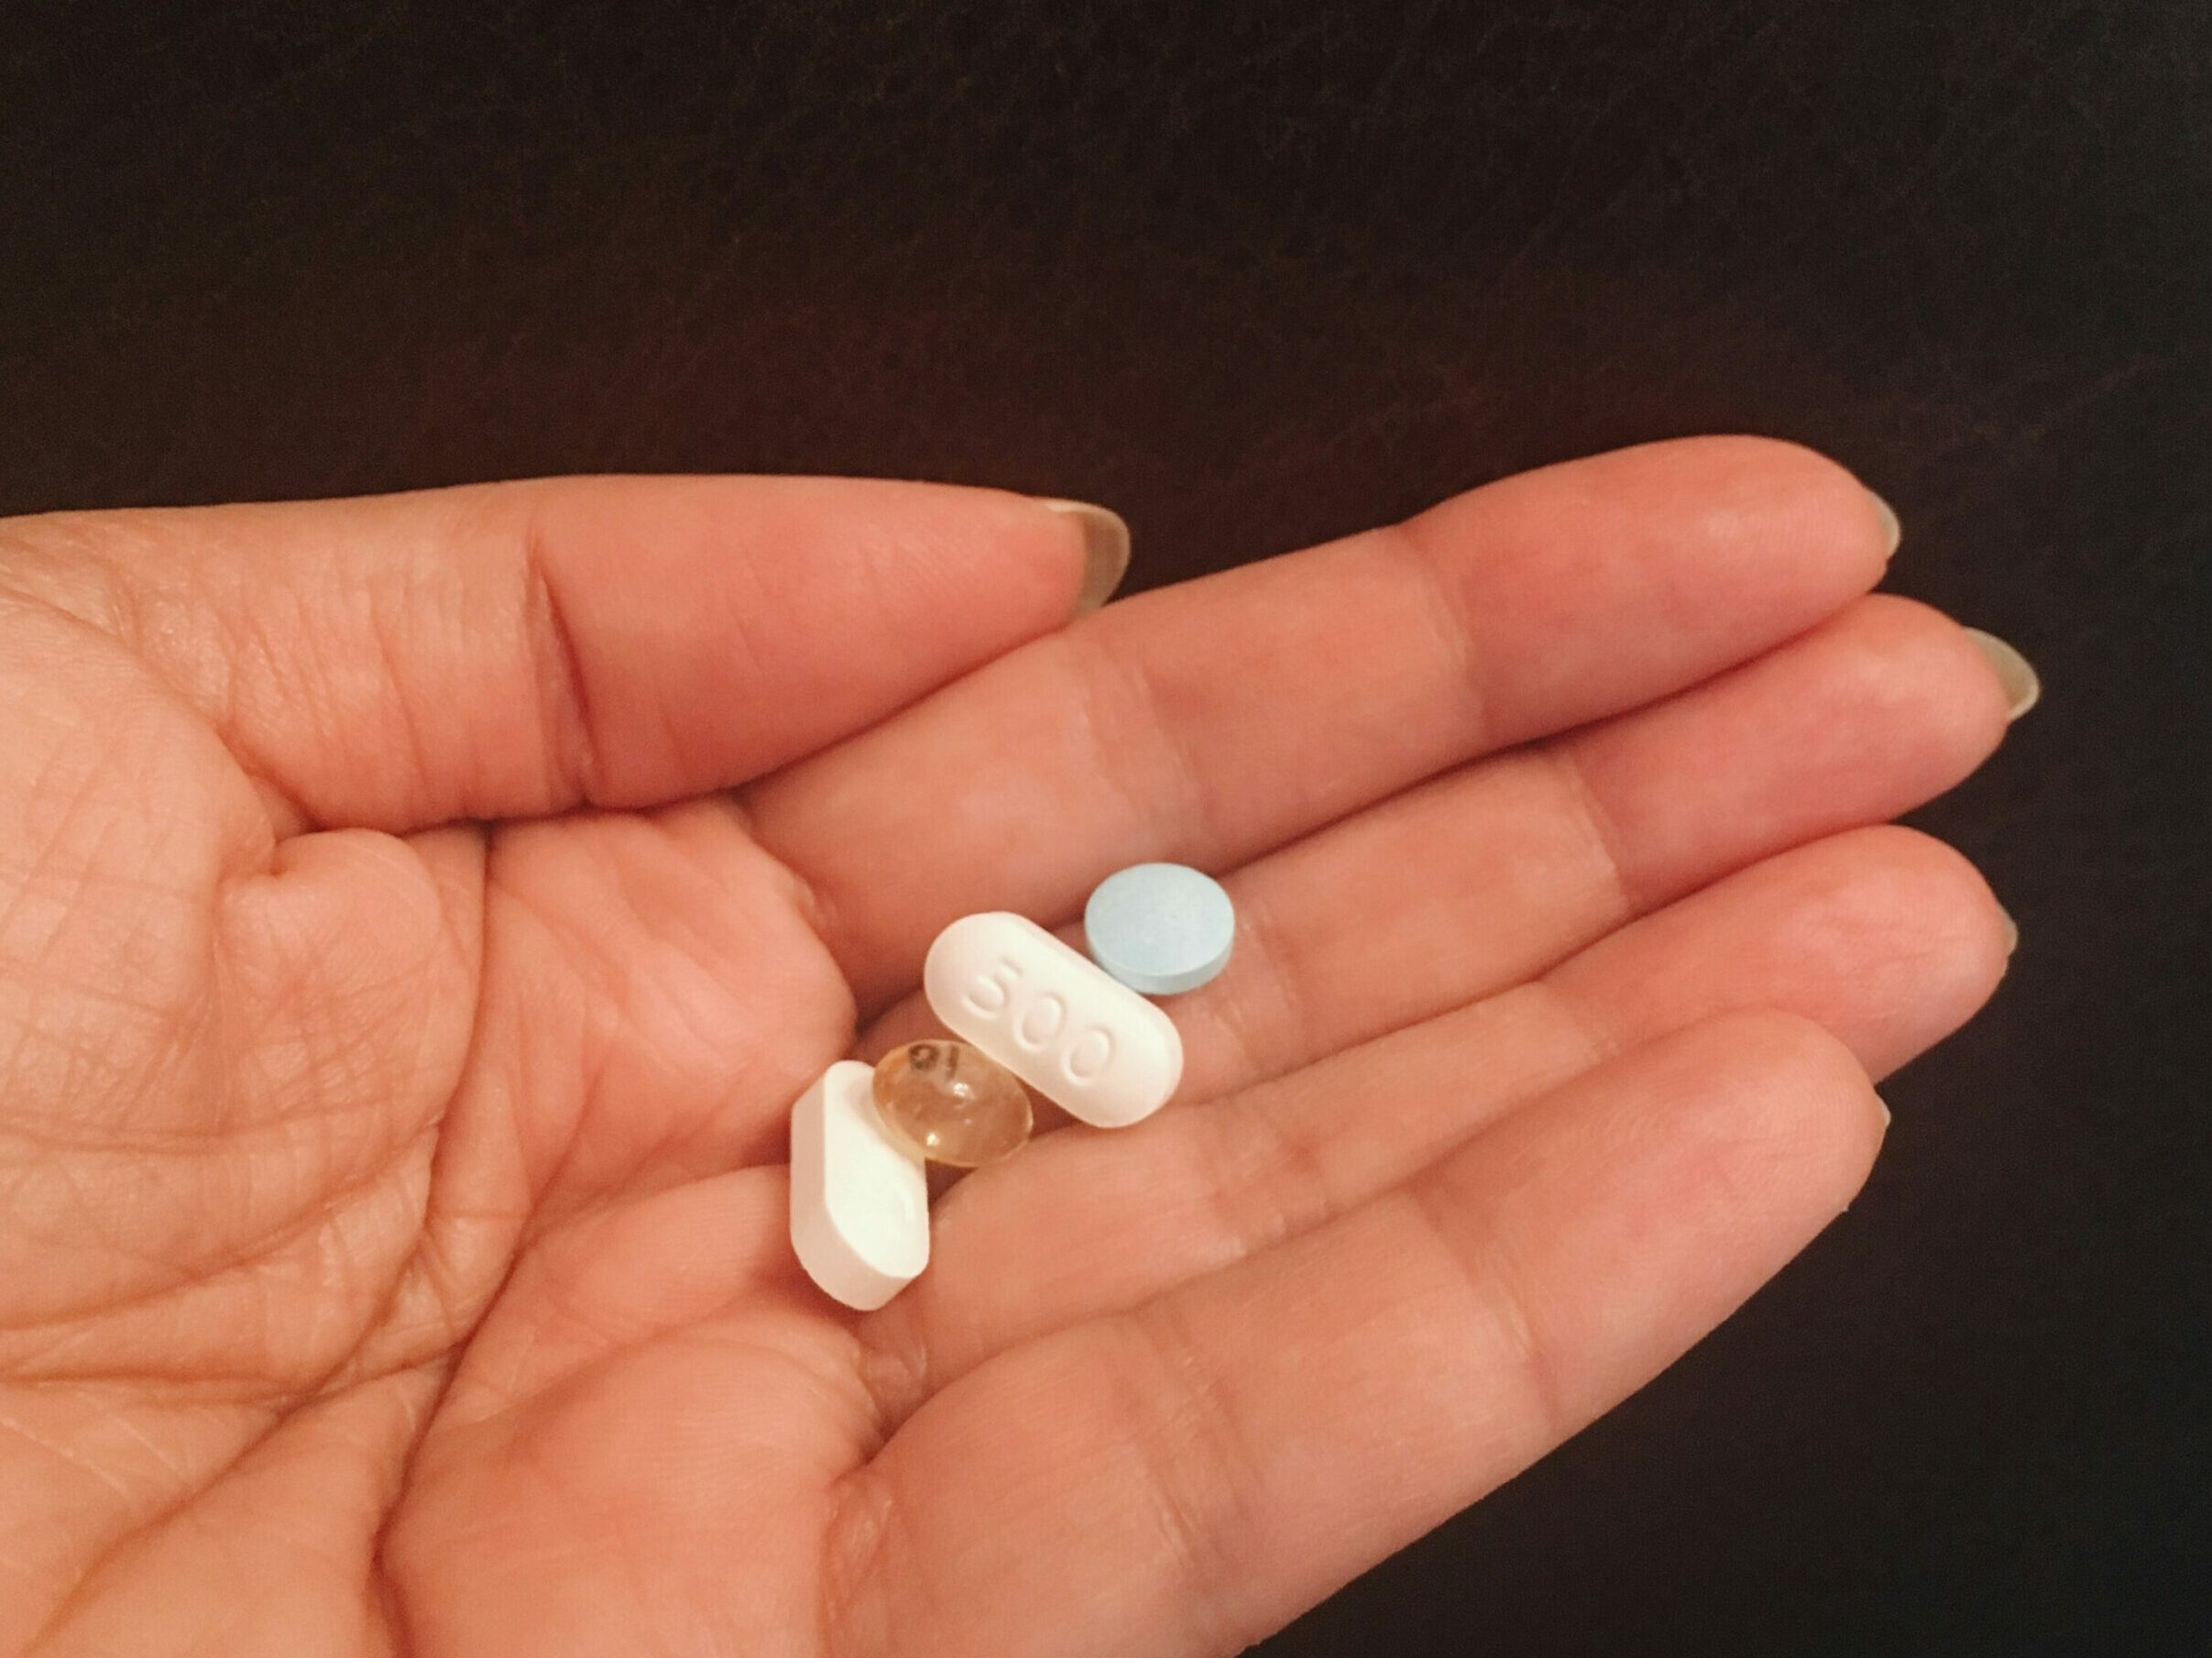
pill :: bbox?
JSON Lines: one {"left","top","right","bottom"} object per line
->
{"left": 787, "top": 1060, "right": 929, "bottom": 1310}
{"left": 925, "top": 911, "right": 1184, "bottom": 1128}
{"left": 1083, "top": 862, "right": 1236, "bottom": 994}
{"left": 873, "top": 1038, "right": 1034, "bottom": 1168}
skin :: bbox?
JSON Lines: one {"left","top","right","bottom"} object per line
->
{"left": 0, "top": 438, "right": 2019, "bottom": 1657}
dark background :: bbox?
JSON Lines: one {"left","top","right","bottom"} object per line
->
{"left": 4, "top": 3, "right": 2206, "bottom": 1653}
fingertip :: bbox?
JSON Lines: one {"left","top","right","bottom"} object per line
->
{"left": 1038, "top": 499, "right": 1132, "bottom": 614}
{"left": 1416, "top": 436, "right": 1899, "bottom": 736}
{"left": 1805, "top": 595, "right": 2019, "bottom": 783}
{"left": 1780, "top": 824, "right": 2019, "bottom": 1076}
{"left": 1559, "top": 591, "right": 2016, "bottom": 913}
{"left": 1866, "top": 488, "right": 1903, "bottom": 558}
{"left": 1657, "top": 1006, "right": 1889, "bottom": 1212}
{"left": 1674, "top": 434, "right": 1898, "bottom": 588}
{"left": 1570, "top": 822, "right": 2018, "bottom": 1092}
{"left": 1960, "top": 627, "right": 2042, "bottom": 721}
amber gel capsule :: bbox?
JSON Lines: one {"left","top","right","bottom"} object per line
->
{"left": 871, "top": 1039, "right": 1034, "bottom": 1169}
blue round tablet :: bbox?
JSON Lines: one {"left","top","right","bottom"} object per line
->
{"left": 1083, "top": 862, "right": 1236, "bottom": 995}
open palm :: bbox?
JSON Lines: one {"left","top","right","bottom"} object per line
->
{"left": 0, "top": 440, "right": 2020, "bottom": 1657}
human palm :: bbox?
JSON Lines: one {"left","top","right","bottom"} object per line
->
{"left": 0, "top": 441, "right": 2020, "bottom": 1657}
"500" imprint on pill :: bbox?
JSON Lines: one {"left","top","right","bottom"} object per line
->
{"left": 924, "top": 912, "right": 1184, "bottom": 1128}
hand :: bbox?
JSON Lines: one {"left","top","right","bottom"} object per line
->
{"left": 0, "top": 440, "right": 2020, "bottom": 1657}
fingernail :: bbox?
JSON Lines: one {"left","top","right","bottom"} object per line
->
{"left": 1876, "top": 1093, "right": 1892, "bottom": 1129}
{"left": 1962, "top": 628, "right": 2042, "bottom": 720}
{"left": 1867, "top": 489, "right": 1901, "bottom": 557}
{"left": 1039, "top": 499, "right": 1131, "bottom": 614}
{"left": 1999, "top": 906, "right": 2020, "bottom": 957}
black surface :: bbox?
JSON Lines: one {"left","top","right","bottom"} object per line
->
{"left": 4, "top": 4, "right": 2207, "bottom": 1653}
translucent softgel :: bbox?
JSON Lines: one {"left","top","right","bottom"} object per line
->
{"left": 872, "top": 1039, "right": 1034, "bottom": 1169}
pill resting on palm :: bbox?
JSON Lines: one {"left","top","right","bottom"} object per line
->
{"left": 787, "top": 1060, "right": 928, "bottom": 1312}
{"left": 1082, "top": 862, "right": 1236, "bottom": 994}
{"left": 872, "top": 1039, "right": 1033, "bottom": 1169}
{"left": 925, "top": 911, "right": 1184, "bottom": 1128}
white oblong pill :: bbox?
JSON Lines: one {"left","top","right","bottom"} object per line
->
{"left": 924, "top": 912, "right": 1184, "bottom": 1128}
{"left": 788, "top": 1060, "right": 929, "bottom": 1311}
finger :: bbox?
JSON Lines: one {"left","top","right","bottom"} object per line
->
{"left": 829, "top": 1009, "right": 1887, "bottom": 1658}
{"left": 860, "top": 592, "right": 2011, "bottom": 1101}
{"left": 861, "top": 823, "right": 2007, "bottom": 1411}
{"left": 0, "top": 478, "right": 1117, "bottom": 832}
{"left": 749, "top": 436, "right": 1897, "bottom": 1005}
